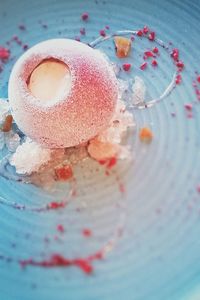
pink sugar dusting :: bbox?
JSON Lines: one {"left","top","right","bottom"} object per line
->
{"left": 122, "top": 63, "right": 131, "bottom": 71}
{"left": 152, "top": 47, "right": 159, "bottom": 54}
{"left": 57, "top": 224, "right": 65, "bottom": 233}
{"left": 143, "top": 26, "right": 149, "bottom": 34}
{"left": 144, "top": 51, "right": 155, "bottom": 59}
{"left": 175, "top": 74, "right": 182, "bottom": 85}
{"left": 196, "top": 185, "right": 200, "bottom": 193}
{"left": 82, "top": 229, "right": 92, "bottom": 237}
{"left": 0, "top": 47, "right": 10, "bottom": 61}
{"left": 151, "top": 60, "right": 158, "bottom": 67}
{"left": 80, "top": 28, "right": 86, "bottom": 35}
{"left": 20, "top": 251, "right": 103, "bottom": 274}
{"left": 99, "top": 29, "right": 106, "bottom": 37}
{"left": 148, "top": 31, "right": 155, "bottom": 41}
{"left": 137, "top": 30, "right": 143, "bottom": 37}
{"left": 140, "top": 62, "right": 147, "bottom": 70}
{"left": 81, "top": 12, "right": 89, "bottom": 21}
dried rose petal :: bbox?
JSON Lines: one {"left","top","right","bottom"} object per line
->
{"left": 137, "top": 30, "right": 143, "bottom": 37}
{"left": 81, "top": 12, "right": 89, "bottom": 21}
{"left": 122, "top": 63, "right": 131, "bottom": 71}
{"left": 184, "top": 103, "right": 192, "bottom": 111}
{"left": 140, "top": 62, "right": 147, "bottom": 70}
{"left": 144, "top": 51, "right": 155, "bottom": 59}
{"left": 176, "top": 74, "right": 182, "bottom": 85}
{"left": 99, "top": 29, "right": 106, "bottom": 37}
{"left": 148, "top": 32, "right": 155, "bottom": 41}
{"left": 0, "top": 47, "right": 10, "bottom": 61}
{"left": 151, "top": 60, "right": 158, "bottom": 67}
{"left": 171, "top": 48, "right": 179, "bottom": 61}
{"left": 176, "top": 61, "right": 184, "bottom": 71}
{"left": 152, "top": 47, "right": 159, "bottom": 54}
{"left": 143, "top": 26, "right": 149, "bottom": 34}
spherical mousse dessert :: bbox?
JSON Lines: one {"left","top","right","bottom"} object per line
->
{"left": 8, "top": 39, "right": 118, "bottom": 148}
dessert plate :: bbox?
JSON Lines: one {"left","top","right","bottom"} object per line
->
{"left": 0, "top": 0, "right": 200, "bottom": 300}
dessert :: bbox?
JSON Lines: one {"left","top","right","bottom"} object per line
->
{"left": 8, "top": 39, "right": 118, "bottom": 148}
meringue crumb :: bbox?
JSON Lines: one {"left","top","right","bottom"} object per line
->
{"left": 9, "top": 138, "right": 53, "bottom": 175}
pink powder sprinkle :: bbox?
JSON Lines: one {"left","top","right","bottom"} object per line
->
{"left": 81, "top": 12, "right": 89, "bottom": 21}
{"left": 196, "top": 185, "right": 200, "bottom": 193}
{"left": 187, "top": 112, "right": 193, "bottom": 119}
{"left": 57, "top": 224, "right": 65, "bottom": 233}
{"left": 80, "top": 28, "right": 86, "bottom": 35}
{"left": 23, "top": 44, "right": 28, "bottom": 51}
{"left": 143, "top": 26, "right": 149, "bottom": 34}
{"left": 171, "top": 48, "right": 179, "bottom": 61}
{"left": 122, "top": 63, "right": 131, "bottom": 71}
{"left": 151, "top": 60, "right": 158, "bottom": 67}
{"left": 152, "top": 47, "right": 159, "bottom": 54}
{"left": 184, "top": 103, "right": 193, "bottom": 111}
{"left": 148, "top": 31, "right": 155, "bottom": 41}
{"left": 140, "top": 62, "right": 147, "bottom": 70}
{"left": 82, "top": 229, "right": 92, "bottom": 237}
{"left": 197, "top": 76, "right": 200, "bottom": 83}
{"left": 144, "top": 51, "right": 155, "bottom": 59}
{"left": 176, "top": 61, "right": 184, "bottom": 70}
{"left": 137, "top": 30, "right": 143, "bottom": 37}
{"left": 0, "top": 47, "right": 10, "bottom": 60}
{"left": 176, "top": 74, "right": 182, "bottom": 85}
{"left": 99, "top": 29, "right": 106, "bottom": 37}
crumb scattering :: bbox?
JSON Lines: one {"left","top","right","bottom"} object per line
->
{"left": 140, "top": 62, "right": 147, "bottom": 70}
{"left": 0, "top": 47, "right": 10, "bottom": 61}
{"left": 81, "top": 12, "right": 89, "bottom": 21}
{"left": 123, "top": 63, "right": 131, "bottom": 71}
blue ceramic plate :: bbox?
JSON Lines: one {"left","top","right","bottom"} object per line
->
{"left": 0, "top": 0, "right": 200, "bottom": 299}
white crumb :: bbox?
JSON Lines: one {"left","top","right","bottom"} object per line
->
{"left": 9, "top": 138, "right": 53, "bottom": 175}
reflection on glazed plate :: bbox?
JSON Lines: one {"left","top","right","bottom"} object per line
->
{"left": 0, "top": 0, "right": 200, "bottom": 300}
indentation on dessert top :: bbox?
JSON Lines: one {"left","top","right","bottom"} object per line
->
{"left": 27, "top": 58, "right": 71, "bottom": 103}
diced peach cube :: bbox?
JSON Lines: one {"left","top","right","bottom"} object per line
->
{"left": 114, "top": 36, "right": 131, "bottom": 58}
{"left": 88, "top": 139, "right": 117, "bottom": 161}
{"left": 139, "top": 127, "right": 153, "bottom": 143}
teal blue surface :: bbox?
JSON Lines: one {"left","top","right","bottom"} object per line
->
{"left": 0, "top": 0, "right": 200, "bottom": 299}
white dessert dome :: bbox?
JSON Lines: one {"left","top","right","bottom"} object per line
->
{"left": 8, "top": 39, "right": 118, "bottom": 148}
